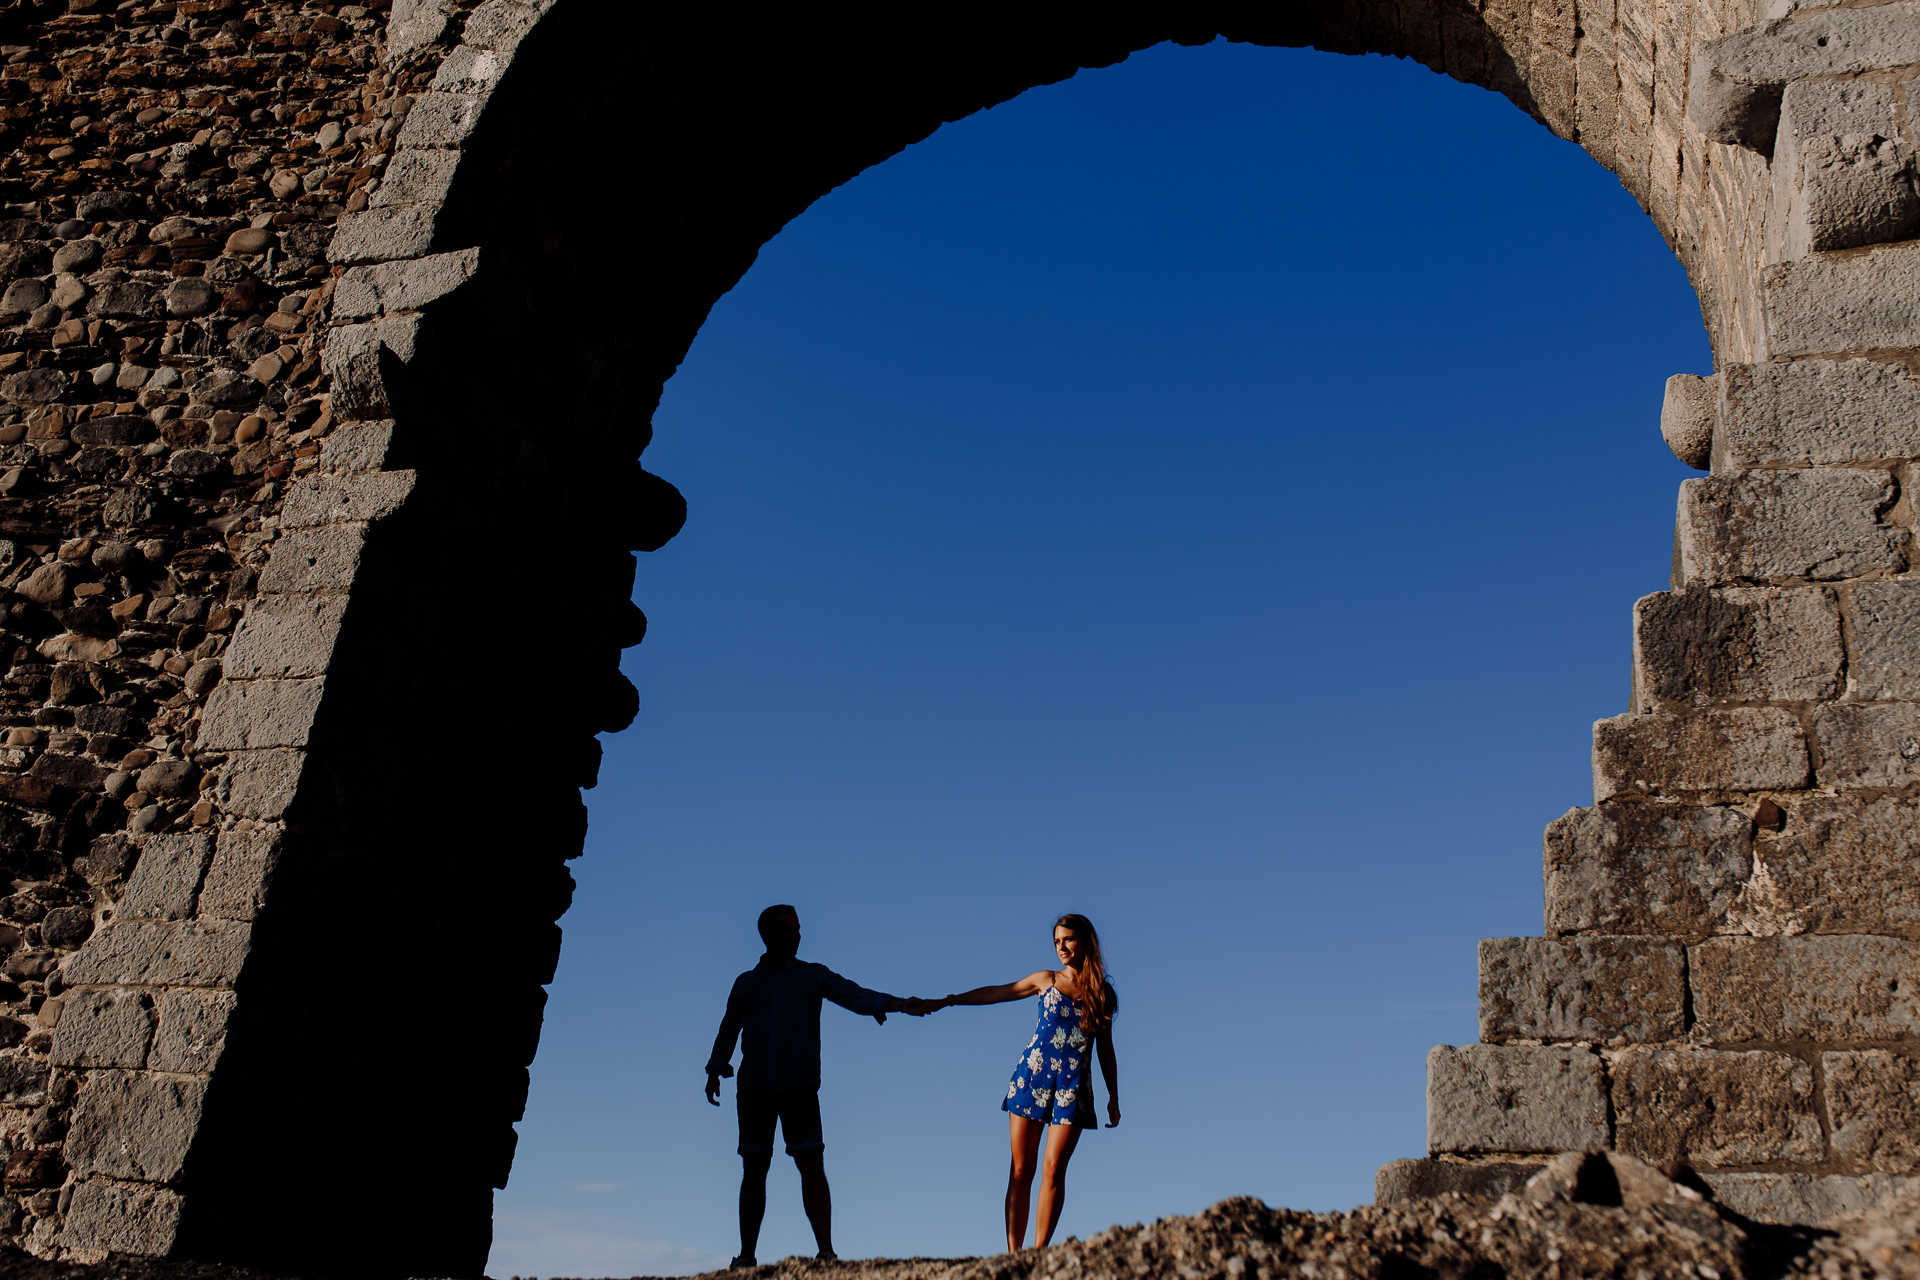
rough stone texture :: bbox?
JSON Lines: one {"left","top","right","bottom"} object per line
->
{"left": 1813, "top": 702, "right": 1920, "bottom": 790}
{"left": 1691, "top": 935, "right": 1920, "bottom": 1043}
{"left": 1765, "top": 242, "right": 1920, "bottom": 359}
{"left": 1632, "top": 586, "right": 1840, "bottom": 709}
{"left": 1662, "top": 372, "right": 1716, "bottom": 469}
{"left": 48, "top": 989, "right": 153, "bottom": 1071}
{"left": 221, "top": 597, "right": 349, "bottom": 681}
{"left": 1426, "top": 1044, "right": 1608, "bottom": 1154}
{"left": 117, "top": 835, "right": 212, "bottom": 922}
{"left": 1767, "top": 79, "right": 1920, "bottom": 262}
{"left": 196, "top": 679, "right": 326, "bottom": 752}
{"left": 1373, "top": 1156, "right": 1545, "bottom": 1204}
{"left": 333, "top": 247, "right": 479, "bottom": 319}
{"left": 1676, "top": 470, "right": 1905, "bottom": 586}
{"left": 1592, "top": 708, "right": 1808, "bottom": 801}
{"left": 193, "top": 828, "right": 279, "bottom": 924}
{"left": 1712, "top": 358, "right": 1920, "bottom": 471}
{"left": 1610, "top": 1048, "right": 1824, "bottom": 1165}
{"left": 1689, "top": 2, "right": 1920, "bottom": 148}
{"left": 1730, "top": 796, "right": 1920, "bottom": 938}
{"left": 1478, "top": 936, "right": 1687, "bottom": 1045}
{"left": 1705, "top": 1171, "right": 1916, "bottom": 1225}
{"left": 63, "top": 1073, "right": 204, "bottom": 1182}
{"left": 57, "top": 1182, "right": 185, "bottom": 1257}
{"left": 1850, "top": 581, "right": 1920, "bottom": 701}
{"left": 1825, "top": 1051, "right": 1920, "bottom": 1175}
{"left": 61, "top": 923, "right": 250, "bottom": 989}
{"left": 148, "top": 991, "right": 236, "bottom": 1075}
{"left": 1543, "top": 801, "right": 1753, "bottom": 937}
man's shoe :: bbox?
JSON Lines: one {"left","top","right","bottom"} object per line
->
{"left": 729, "top": 1257, "right": 757, "bottom": 1270}
{"left": 816, "top": 1252, "right": 839, "bottom": 1263}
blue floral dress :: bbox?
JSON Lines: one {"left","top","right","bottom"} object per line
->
{"left": 1003, "top": 985, "right": 1099, "bottom": 1129}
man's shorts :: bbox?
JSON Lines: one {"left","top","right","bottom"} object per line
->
{"left": 737, "top": 1089, "right": 824, "bottom": 1156}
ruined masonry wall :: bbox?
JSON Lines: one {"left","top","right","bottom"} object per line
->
{"left": 0, "top": 0, "right": 1909, "bottom": 1272}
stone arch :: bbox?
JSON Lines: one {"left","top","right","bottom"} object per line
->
{"left": 0, "top": 0, "right": 1913, "bottom": 1274}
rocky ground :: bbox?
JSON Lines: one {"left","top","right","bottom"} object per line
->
{"left": 0, "top": 1151, "right": 1910, "bottom": 1280}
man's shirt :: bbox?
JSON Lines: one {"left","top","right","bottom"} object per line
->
{"left": 706, "top": 954, "right": 896, "bottom": 1093}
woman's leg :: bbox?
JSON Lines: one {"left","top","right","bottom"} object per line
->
{"left": 1032, "top": 1123, "right": 1084, "bottom": 1248}
{"left": 1004, "top": 1115, "right": 1046, "bottom": 1252}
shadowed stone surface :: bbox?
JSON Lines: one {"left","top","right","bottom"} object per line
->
{"left": 1632, "top": 586, "right": 1841, "bottom": 709}
{"left": 1691, "top": 936, "right": 1920, "bottom": 1043}
{"left": 1544, "top": 802, "right": 1754, "bottom": 937}
{"left": 1426, "top": 1044, "right": 1608, "bottom": 1154}
{"left": 1611, "top": 1048, "right": 1823, "bottom": 1165}
{"left": 1478, "top": 936, "right": 1687, "bottom": 1045}
{"left": 1592, "top": 709, "right": 1809, "bottom": 801}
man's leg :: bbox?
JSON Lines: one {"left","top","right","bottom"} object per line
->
{"left": 736, "top": 1092, "right": 779, "bottom": 1266}
{"left": 781, "top": 1091, "right": 834, "bottom": 1260}
{"left": 793, "top": 1149, "right": 833, "bottom": 1260}
{"left": 739, "top": 1153, "right": 773, "bottom": 1263}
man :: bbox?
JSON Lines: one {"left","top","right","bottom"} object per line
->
{"left": 705, "top": 905, "right": 929, "bottom": 1266}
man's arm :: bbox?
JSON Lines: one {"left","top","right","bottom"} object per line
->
{"left": 704, "top": 977, "right": 746, "bottom": 1105}
{"left": 818, "top": 966, "right": 903, "bottom": 1023}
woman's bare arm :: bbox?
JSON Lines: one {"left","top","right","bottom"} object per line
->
{"left": 1096, "top": 1025, "right": 1120, "bottom": 1127}
{"left": 938, "top": 970, "right": 1055, "bottom": 1009}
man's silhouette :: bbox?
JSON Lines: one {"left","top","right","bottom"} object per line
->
{"left": 705, "top": 905, "right": 926, "bottom": 1265}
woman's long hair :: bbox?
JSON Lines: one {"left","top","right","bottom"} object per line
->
{"left": 1055, "top": 913, "right": 1112, "bottom": 1034}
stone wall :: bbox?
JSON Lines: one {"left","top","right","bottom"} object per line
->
{"left": 0, "top": 0, "right": 1907, "bottom": 1272}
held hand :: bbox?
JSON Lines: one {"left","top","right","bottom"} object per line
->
{"left": 902, "top": 996, "right": 938, "bottom": 1016}
{"left": 705, "top": 1072, "right": 722, "bottom": 1106}
{"left": 1106, "top": 1098, "right": 1122, "bottom": 1128}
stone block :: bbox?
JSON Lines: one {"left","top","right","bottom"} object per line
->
{"left": 1676, "top": 470, "right": 1903, "bottom": 585}
{"left": 1728, "top": 796, "right": 1920, "bottom": 936}
{"left": 385, "top": 0, "right": 454, "bottom": 60}
{"left": 280, "top": 469, "right": 416, "bottom": 531}
{"left": 1688, "top": 3, "right": 1920, "bottom": 149}
{"left": 1661, "top": 373, "right": 1715, "bottom": 470}
{"left": 259, "top": 525, "right": 368, "bottom": 593}
{"left": 1691, "top": 935, "right": 1920, "bottom": 1042}
{"left": 326, "top": 205, "right": 436, "bottom": 266}
{"left": 1825, "top": 1050, "right": 1920, "bottom": 1174}
{"left": 463, "top": 0, "right": 544, "bottom": 50}
{"left": 59, "top": 1181, "right": 183, "bottom": 1256}
{"left": 429, "top": 44, "right": 509, "bottom": 94}
{"left": 1374, "top": 1157, "right": 1545, "bottom": 1204}
{"left": 49, "top": 989, "right": 152, "bottom": 1069}
{"left": 1632, "top": 586, "right": 1840, "bottom": 709}
{"left": 1610, "top": 1048, "right": 1823, "bottom": 1164}
{"left": 1767, "top": 80, "right": 1919, "bottom": 262}
{"left": 1714, "top": 359, "right": 1920, "bottom": 470}
{"left": 319, "top": 422, "right": 394, "bottom": 474}
{"left": 1702, "top": 1171, "right": 1914, "bottom": 1224}
{"left": 195, "top": 825, "right": 280, "bottom": 923}
{"left": 148, "top": 990, "right": 235, "bottom": 1074}
{"left": 215, "top": 749, "right": 304, "bottom": 821}
{"left": 1849, "top": 581, "right": 1920, "bottom": 700}
{"left": 1592, "top": 709, "right": 1807, "bottom": 801}
{"left": 1764, "top": 241, "right": 1920, "bottom": 358}
{"left": 1478, "top": 937, "right": 1686, "bottom": 1046}
{"left": 1813, "top": 702, "right": 1920, "bottom": 789}
{"left": 64, "top": 1070, "right": 206, "bottom": 1181}
{"left": 62, "top": 921, "right": 252, "bottom": 988}
{"left": 392, "top": 92, "right": 486, "bottom": 150}
{"left": 118, "top": 833, "right": 212, "bottom": 921}
{"left": 370, "top": 149, "right": 460, "bottom": 210}
{"left": 198, "top": 678, "right": 325, "bottom": 751}
{"left": 322, "top": 317, "right": 420, "bottom": 420}
{"left": 222, "top": 596, "right": 349, "bottom": 681}
{"left": 333, "top": 246, "right": 479, "bottom": 320}
{"left": 1425, "top": 1044, "right": 1607, "bottom": 1154}
{"left": 1544, "top": 802, "right": 1753, "bottom": 937}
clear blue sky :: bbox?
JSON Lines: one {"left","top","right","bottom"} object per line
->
{"left": 486, "top": 36, "right": 1709, "bottom": 1278}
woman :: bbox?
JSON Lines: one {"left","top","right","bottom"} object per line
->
{"left": 935, "top": 913, "right": 1120, "bottom": 1252}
